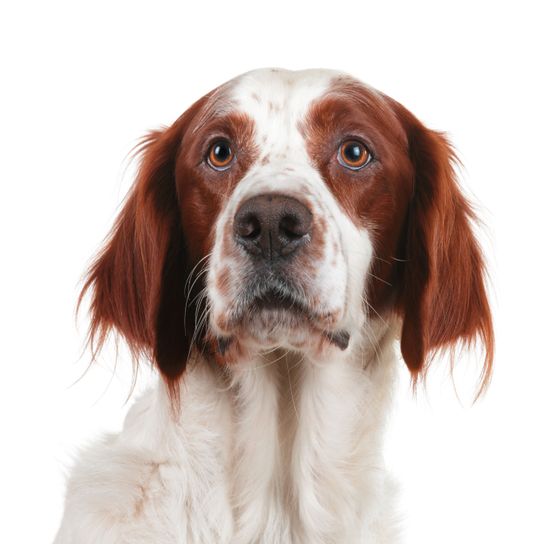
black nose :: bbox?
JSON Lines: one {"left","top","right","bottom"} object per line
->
{"left": 234, "top": 194, "right": 312, "bottom": 260}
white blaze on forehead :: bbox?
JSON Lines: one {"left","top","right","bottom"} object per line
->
{"left": 222, "top": 68, "right": 346, "bottom": 204}
{"left": 229, "top": 68, "right": 340, "bottom": 154}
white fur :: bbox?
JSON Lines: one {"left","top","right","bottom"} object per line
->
{"left": 54, "top": 69, "right": 404, "bottom": 543}
{"left": 54, "top": 328, "right": 401, "bottom": 544}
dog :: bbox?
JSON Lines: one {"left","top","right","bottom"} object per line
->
{"left": 54, "top": 68, "right": 493, "bottom": 543}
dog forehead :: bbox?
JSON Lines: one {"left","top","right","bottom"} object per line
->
{"left": 228, "top": 68, "right": 340, "bottom": 149}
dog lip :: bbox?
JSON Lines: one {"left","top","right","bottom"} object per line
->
{"left": 252, "top": 287, "right": 307, "bottom": 312}
{"left": 224, "top": 277, "right": 342, "bottom": 333}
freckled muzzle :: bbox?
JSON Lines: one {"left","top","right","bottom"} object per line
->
{"left": 233, "top": 193, "right": 312, "bottom": 261}
{"left": 217, "top": 192, "right": 351, "bottom": 353}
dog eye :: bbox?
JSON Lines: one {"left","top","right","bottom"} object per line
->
{"left": 337, "top": 140, "right": 372, "bottom": 170}
{"left": 207, "top": 140, "right": 234, "bottom": 170}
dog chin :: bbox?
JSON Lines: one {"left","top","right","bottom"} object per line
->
{"left": 214, "top": 306, "right": 350, "bottom": 359}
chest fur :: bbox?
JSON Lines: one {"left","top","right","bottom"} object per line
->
{"left": 172, "top": 342, "right": 397, "bottom": 542}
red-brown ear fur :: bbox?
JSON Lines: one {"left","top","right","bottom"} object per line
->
{"left": 393, "top": 103, "right": 494, "bottom": 395}
{"left": 79, "top": 102, "right": 206, "bottom": 396}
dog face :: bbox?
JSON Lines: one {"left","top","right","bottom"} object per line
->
{"left": 81, "top": 68, "right": 493, "bottom": 393}
{"left": 206, "top": 71, "right": 379, "bottom": 359}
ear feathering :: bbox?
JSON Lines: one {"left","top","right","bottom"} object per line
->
{"left": 78, "top": 97, "right": 210, "bottom": 400}
{"left": 392, "top": 102, "right": 494, "bottom": 397}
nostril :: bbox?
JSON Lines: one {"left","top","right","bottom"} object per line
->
{"left": 279, "top": 214, "right": 305, "bottom": 241}
{"left": 237, "top": 213, "right": 261, "bottom": 240}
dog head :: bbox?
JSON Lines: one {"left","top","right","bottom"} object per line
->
{"left": 81, "top": 68, "right": 493, "bottom": 394}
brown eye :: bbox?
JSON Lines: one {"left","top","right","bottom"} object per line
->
{"left": 338, "top": 140, "right": 372, "bottom": 170}
{"left": 207, "top": 140, "right": 234, "bottom": 170}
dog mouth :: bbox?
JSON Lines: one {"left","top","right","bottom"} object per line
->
{"left": 218, "top": 275, "right": 350, "bottom": 352}
{"left": 252, "top": 285, "right": 308, "bottom": 313}
{"left": 237, "top": 275, "right": 311, "bottom": 319}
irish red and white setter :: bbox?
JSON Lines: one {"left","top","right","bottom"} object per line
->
{"left": 54, "top": 68, "right": 493, "bottom": 544}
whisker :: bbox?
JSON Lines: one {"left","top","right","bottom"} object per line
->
{"left": 361, "top": 295, "right": 387, "bottom": 326}
{"left": 367, "top": 272, "right": 392, "bottom": 287}
{"left": 186, "top": 264, "right": 211, "bottom": 304}
{"left": 184, "top": 272, "right": 210, "bottom": 335}
{"left": 184, "top": 253, "right": 212, "bottom": 297}
{"left": 188, "top": 301, "right": 211, "bottom": 360}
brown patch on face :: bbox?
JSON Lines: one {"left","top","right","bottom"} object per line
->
{"left": 176, "top": 111, "right": 259, "bottom": 263}
{"left": 299, "top": 212, "right": 325, "bottom": 272}
{"left": 261, "top": 154, "right": 270, "bottom": 165}
{"left": 215, "top": 312, "right": 229, "bottom": 332}
{"left": 301, "top": 79, "right": 413, "bottom": 315}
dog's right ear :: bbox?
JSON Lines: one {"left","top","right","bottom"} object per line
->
{"left": 79, "top": 97, "right": 207, "bottom": 392}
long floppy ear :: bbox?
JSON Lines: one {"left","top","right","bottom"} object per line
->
{"left": 393, "top": 103, "right": 494, "bottom": 395}
{"left": 80, "top": 103, "right": 204, "bottom": 393}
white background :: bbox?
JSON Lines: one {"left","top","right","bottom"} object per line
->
{"left": 1, "top": 1, "right": 543, "bottom": 542}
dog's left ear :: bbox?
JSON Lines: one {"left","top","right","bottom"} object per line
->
{"left": 391, "top": 100, "right": 494, "bottom": 394}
